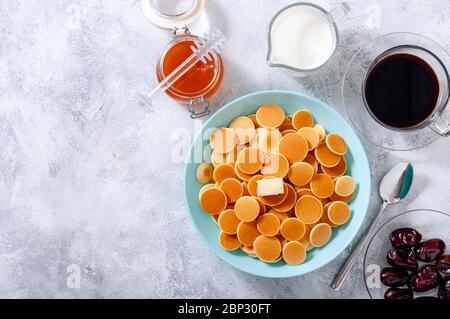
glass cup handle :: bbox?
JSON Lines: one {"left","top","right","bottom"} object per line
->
{"left": 431, "top": 104, "right": 450, "bottom": 137}
{"left": 329, "top": 2, "right": 351, "bottom": 22}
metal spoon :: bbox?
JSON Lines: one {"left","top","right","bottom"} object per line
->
{"left": 331, "top": 162, "right": 414, "bottom": 290}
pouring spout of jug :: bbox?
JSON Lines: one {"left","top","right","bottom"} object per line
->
{"left": 266, "top": 53, "right": 316, "bottom": 78}
{"left": 266, "top": 54, "right": 279, "bottom": 68}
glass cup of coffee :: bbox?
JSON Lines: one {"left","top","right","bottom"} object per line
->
{"left": 363, "top": 46, "right": 450, "bottom": 136}
{"left": 342, "top": 33, "right": 450, "bottom": 150}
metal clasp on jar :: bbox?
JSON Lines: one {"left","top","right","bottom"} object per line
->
{"left": 173, "top": 26, "right": 190, "bottom": 37}
{"left": 187, "top": 96, "right": 210, "bottom": 118}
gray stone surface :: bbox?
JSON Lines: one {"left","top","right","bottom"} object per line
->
{"left": 0, "top": 0, "right": 449, "bottom": 299}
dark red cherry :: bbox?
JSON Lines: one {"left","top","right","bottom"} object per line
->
{"left": 380, "top": 267, "right": 409, "bottom": 287}
{"left": 415, "top": 239, "right": 446, "bottom": 262}
{"left": 437, "top": 255, "right": 450, "bottom": 275}
{"left": 409, "top": 265, "right": 442, "bottom": 292}
{"left": 384, "top": 288, "right": 413, "bottom": 299}
{"left": 438, "top": 277, "right": 450, "bottom": 300}
{"left": 389, "top": 228, "right": 422, "bottom": 248}
{"left": 386, "top": 248, "right": 418, "bottom": 272}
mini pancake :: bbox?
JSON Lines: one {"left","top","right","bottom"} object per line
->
{"left": 330, "top": 191, "right": 354, "bottom": 203}
{"left": 256, "top": 104, "right": 285, "bottom": 129}
{"left": 278, "top": 133, "right": 308, "bottom": 163}
{"left": 297, "top": 127, "right": 320, "bottom": 151}
{"left": 320, "top": 202, "right": 338, "bottom": 227}
{"left": 299, "top": 224, "right": 313, "bottom": 246}
{"left": 234, "top": 196, "right": 260, "bottom": 222}
{"left": 226, "top": 144, "right": 245, "bottom": 165}
{"left": 296, "top": 189, "right": 314, "bottom": 200}
{"left": 284, "top": 115, "right": 293, "bottom": 122}
{"left": 255, "top": 197, "right": 267, "bottom": 215}
{"left": 248, "top": 175, "right": 264, "bottom": 197}
{"left": 281, "top": 129, "right": 296, "bottom": 136}
{"left": 230, "top": 116, "right": 256, "bottom": 145}
{"left": 310, "top": 174, "right": 335, "bottom": 198}
{"left": 213, "top": 163, "right": 238, "bottom": 184}
{"left": 273, "top": 184, "right": 297, "bottom": 213}
{"left": 237, "top": 221, "right": 261, "bottom": 246}
{"left": 236, "top": 147, "right": 264, "bottom": 174}
{"left": 220, "top": 178, "right": 244, "bottom": 203}
{"left": 335, "top": 176, "right": 356, "bottom": 197}
{"left": 326, "top": 133, "right": 347, "bottom": 155}
{"left": 234, "top": 164, "right": 254, "bottom": 181}
{"left": 321, "top": 156, "right": 347, "bottom": 178}
{"left": 295, "top": 195, "right": 323, "bottom": 224}
{"left": 269, "top": 209, "right": 289, "bottom": 222}
{"left": 258, "top": 128, "right": 282, "bottom": 153}
{"left": 298, "top": 182, "right": 310, "bottom": 189}
{"left": 218, "top": 209, "right": 241, "bottom": 234}
{"left": 248, "top": 114, "right": 260, "bottom": 128}
{"left": 277, "top": 235, "right": 288, "bottom": 249}
{"left": 309, "top": 223, "right": 332, "bottom": 248}
{"left": 267, "top": 256, "right": 283, "bottom": 263}
{"left": 196, "top": 163, "right": 213, "bottom": 184}
{"left": 211, "top": 151, "right": 227, "bottom": 167}
{"left": 283, "top": 241, "right": 307, "bottom": 265}
{"left": 315, "top": 142, "right": 340, "bottom": 168}
{"left": 261, "top": 153, "right": 289, "bottom": 178}
{"left": 199, "top": 184, "right": 214, "bottom": 200}
{"left": 303, "top": 154, "right": 319, "bottom": 174}
{"left": 292, "top": 109, "right": 314, "bottom": 130}
{"left": 288, "top": 162, "right": 314, "bottom": 186}
{"left": 219, "top": 232, "right": 241, "bottom": 251}
{"left": 278, "top": 123, "right": 297, "bottom": 135}
{"left": 240, "top": 245, "right": 257, "bottom": 257}
{"left": 258, "top": 182, "right": 288, "bottom": 206}
{"left": 328, "top": 201, "right": 351, "bottom": 226}
{"left": 199, "top": 187, "right": 227, "bottom": 215}
{"left": 254, "top": 235, "right": 282, "bottom": 262}
{"left": 279, "top": 117, "right": 295, "bottom": 132}
{"left": 210, "top": 127, "right": 237, "bottom": 154}
{"left": 313, "top": 124, "right": 326, "bottom": 142}
{"left": 257, "top": 213, "right": 281, "bottom": 237}
{"left": 280, "top": 218, "right": 306, "bottom": 241}
{"left": 241, "top": 182, "right": 251, "bottom": 196}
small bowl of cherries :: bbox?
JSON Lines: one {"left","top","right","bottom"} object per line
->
{"left": 364, "top": 209, "right": 450, "bottom": 299}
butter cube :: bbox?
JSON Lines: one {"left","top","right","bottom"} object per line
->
{"left": 257, "top": 178, "right": 284, "bottom": 197}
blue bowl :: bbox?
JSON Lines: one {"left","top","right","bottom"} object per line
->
{"left": 184, "top": 90, "right": 371, "bottom": 278}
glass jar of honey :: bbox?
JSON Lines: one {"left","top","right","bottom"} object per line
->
{"left": 142, "top": 0, "right": 224, "bottom": 118}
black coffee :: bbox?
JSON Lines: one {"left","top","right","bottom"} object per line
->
{"left": 364, "top": 53, "right": 439, "bottom": 128}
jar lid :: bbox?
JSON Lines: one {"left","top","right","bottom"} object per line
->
{"left": 141, "top": 0, "right": 205, "bottom": 30}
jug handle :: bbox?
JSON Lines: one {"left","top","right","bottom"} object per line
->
{"left": 329, "top": 2, "right": 351, "bottom": 22}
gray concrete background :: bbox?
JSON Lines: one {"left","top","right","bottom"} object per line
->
{"left": 0, "top": 0, "right": 449, "bottom": 298}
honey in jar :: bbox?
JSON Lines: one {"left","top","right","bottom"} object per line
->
{"left": 142, "top": 0, "right": 224, "bottom": 117}
{"left": 156, "top": 34, "right": 224, "bottom": 115}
